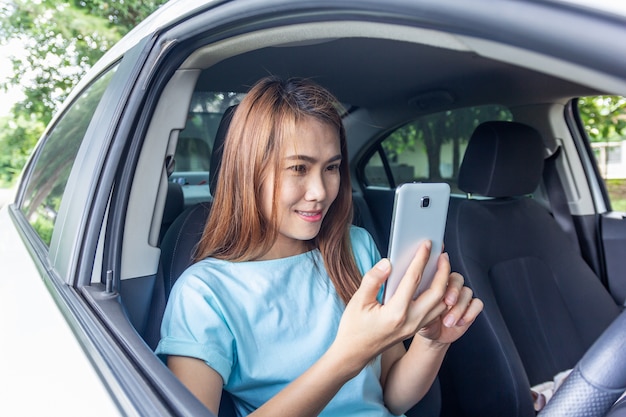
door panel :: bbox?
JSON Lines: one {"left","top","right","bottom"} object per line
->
{"left": 575, "top": 96, "right": 626, "bottom": 304}
{"left": 601, "top": 213, "right": 626, "bottom": 304}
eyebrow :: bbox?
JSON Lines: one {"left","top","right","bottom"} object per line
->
{"left": 284, "top": 154, "right": 342, "bottom": 164}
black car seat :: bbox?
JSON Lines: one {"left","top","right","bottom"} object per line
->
{"left": 160, "top": 182, "right": 184, "bottom": 243}
{"left": 153, "top": 104, "right": 441, "bottom": 417}
{"left": 159, "top": 105, "right": 236, "bottom": 301}
{"left": 438, "top": 121, "right": 620, "bottom": 417}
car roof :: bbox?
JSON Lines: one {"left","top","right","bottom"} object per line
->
{"left": 63, "top": 0, "right": 626, "bottom": 124}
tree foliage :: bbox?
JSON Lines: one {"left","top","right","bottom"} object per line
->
{"left": 578, "top": 96, "right": 626, "bottom": 142}
{"left": 383, "top": 105, "right": 511, "bottom": 180}
{"left": 0, "top": 0, "right": 167, "bottom": 186}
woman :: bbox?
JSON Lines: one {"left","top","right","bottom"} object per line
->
{"left": 156, "top": 76, "right": 483, "bottom": 416}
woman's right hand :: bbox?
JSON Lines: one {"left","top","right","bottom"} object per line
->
{"left": 331, "top": 241, "right": 450, "bottom": 373}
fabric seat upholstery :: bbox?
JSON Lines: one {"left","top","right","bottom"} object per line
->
{"left": 160, "top": 182, "right": 184, "bottom": 243}
{"left": 439, "top": 121, "right": 620, "bottom": 417}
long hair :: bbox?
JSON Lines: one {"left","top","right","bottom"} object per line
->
{"left": 194, "top": 76, "right": 361, "bottom": 304}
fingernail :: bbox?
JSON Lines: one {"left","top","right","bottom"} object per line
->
{"left": 457, "top": 318, "right": 466, "bottom": 326}
{"left": 444, "top": 252, "right": 450, "bottom": 261}
{"left": 376, "top": 258, "right": 391, "bottom": 272}
{"left": 444, "top": 314, "right": 456, "bottom": 328}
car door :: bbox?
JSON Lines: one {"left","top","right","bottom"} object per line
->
{"left": 0, "top": 30, "right": 191, "bottom": 414}
{"left": 0, "top": 61, "right": 126, "bottom": 416}
{"left": 569, "top": 97, "right": 626, "bottom": 304}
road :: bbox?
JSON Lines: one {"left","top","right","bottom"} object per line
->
{"left": 0, "top": 188, "right": 15, "bottom": 209}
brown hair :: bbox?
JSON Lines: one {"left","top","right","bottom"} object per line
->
{"left": 194, "top": 76, "right": 361, "bottom": 303}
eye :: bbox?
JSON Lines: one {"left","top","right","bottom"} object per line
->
{"left": 288, "top": 164, "right": 307, "bottom": 174}
{"left": 326, "top": 163, "right": 341, "bottom": 172}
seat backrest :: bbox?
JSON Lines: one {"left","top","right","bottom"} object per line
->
{"left": 209, "top": 105, "right": 236, "bottom": 196}
{"left": 439, "top": 121, "right": 620, "bottom": 417}
{"left": 161, "top": 105, "right": 237, "bottom": 298}
{"left": 160, "top": 181, "right": 184, "bottom": 243}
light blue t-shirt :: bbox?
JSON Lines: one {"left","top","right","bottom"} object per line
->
{"left": 156, "top": 226, "right": 399, "bottom": 416}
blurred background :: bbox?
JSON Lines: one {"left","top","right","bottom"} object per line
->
{"left": 0, "top": 0, "right": 168, "bottom": 208}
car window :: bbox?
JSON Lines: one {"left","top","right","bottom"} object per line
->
{"left": 19, "top": 65, "right": 118, "bottom": 246}
{"left": 363, "top": 105, "right": 512, "bottom": 193}
{"left": 171, "top": 91, "right": 245, "bottom": 186}
{"left": 577, "top": 96, "right": 626, "bottom": 212}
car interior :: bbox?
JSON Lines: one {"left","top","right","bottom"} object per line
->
{"left": 86, "top": 17, "right": 626, "bottom": 417}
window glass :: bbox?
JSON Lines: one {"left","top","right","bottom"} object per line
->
{"left": 20, "top": 66, "right": 118, "bottom": 245}
{"left": 364, "top": 150, "right": 390, "bottom": 188}
{"left": 172, "top": 92, "right": 245, "bottom": 185}
{"left": 364, "top": 105, "right": 512, "bottom": 193}
{"left": 578, "top": 96, "right": 626, "bottom": 212}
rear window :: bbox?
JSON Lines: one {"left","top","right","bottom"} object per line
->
{"left": 171, "top": 91, "right": 245, "bottom": 186}
{"left": 363, "top": 104, "right": 512, "bottom": 193}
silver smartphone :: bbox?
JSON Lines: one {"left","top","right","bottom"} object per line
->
{"left": 382, "top": 182, "right": 450, "bottom": 304}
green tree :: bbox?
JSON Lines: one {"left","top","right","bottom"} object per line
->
{"left": 578, "top": 96, "right": 626, "bottom": 142}
{"left": 578, "top": 96, "right": 626, "bottom": 211}
{"left": 383, "top": 105, "right": 511, "bottom": 181}
{"left": 0, "top": 0, "right": 168, "bottom": 187}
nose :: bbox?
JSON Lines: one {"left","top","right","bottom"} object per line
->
{"left": 304, "top": 172, "right": 327, "bottom": 202}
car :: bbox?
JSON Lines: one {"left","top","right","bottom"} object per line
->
{"left": 1, "top": 0, "right": 626, "bottom": 415}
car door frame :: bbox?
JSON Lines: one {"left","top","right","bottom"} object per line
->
{"left": 566, "top": 100, "right": 626, "bottom": 304}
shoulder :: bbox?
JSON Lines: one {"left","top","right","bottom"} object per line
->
{"left": 169, "top": 258, "right": 231, "bottom": 300}
{"left": 349, "top": 225, "right": 381, "bottom": 275}
{"left": 349, "top": 225, "right": 377, "bottom": 251}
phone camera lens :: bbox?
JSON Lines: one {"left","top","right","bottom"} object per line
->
{"left": 421, "top": 196, "right": 430, "bottom": 208}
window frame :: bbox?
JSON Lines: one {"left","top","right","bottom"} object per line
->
{"left": 17, "top": 65, "right": 120, "bottom": 249}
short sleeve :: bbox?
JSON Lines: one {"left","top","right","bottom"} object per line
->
{"left": 349, "top": 226, "right": 382, "bottom": 275}
{"left": 155, "top": 267, "right": 235, "bottom": 384}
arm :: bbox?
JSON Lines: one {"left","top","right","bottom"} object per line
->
{"left": 169, "top": 243, "right": 466, "bottom": 416}
{"left": 168, "top": 356, "right": 224, "bottom": 414}
{"left": 168, "top": 346, "right": 364, "bottom": 417}
{"left": 381, "top": 253, "right": 484, "bottom": 415}
{"left": 167, "top": 257, "right": 396, "bottom": 417}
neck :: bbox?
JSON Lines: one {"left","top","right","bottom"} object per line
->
{"left": 257, "top": 239, "right": 310, "bottom": 260}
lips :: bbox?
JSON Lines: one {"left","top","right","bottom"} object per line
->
{"left": 296, "top": 210, "right": 323, "bottom": 222}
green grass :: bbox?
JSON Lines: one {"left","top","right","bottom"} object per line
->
{"left": 606, "top": 179, "right": 626, "bottom": 212}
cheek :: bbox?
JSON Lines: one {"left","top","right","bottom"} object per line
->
{"left": 326, "top": 175, "right": 341, "bottom": 205}
{"left": 259, "top": 176, "right": 275, "bottom": 221}
{"left": 278, "top": 178, "right": 304, "bottom": 205}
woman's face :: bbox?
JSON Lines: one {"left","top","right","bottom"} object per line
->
{"left": 259, "top": 116, "right": 342, "bottom": 259}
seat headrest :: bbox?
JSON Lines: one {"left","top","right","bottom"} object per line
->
{"left": 163, "top": 182, "right": 184, "bottom": 224}
{"left": 209, "top": 105, "right": 237, "bottom": 195}
{"left": 458, "top": 121, "right": 545, "bottom": 197}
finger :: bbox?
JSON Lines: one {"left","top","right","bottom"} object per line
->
{"left": 456, "top": 297, "right": 484, "bottom": 327}
{"left": 420, "top": 299, "right": 449, "bottom": 327}
{"left": 391, "top": 240, "right": 431, "bottom": 306}
{"left": 443, "top": 271, "right": 464, "bottom": 306}
{"left": 443, "top": 287, "right": 476, "bottom": 327}
{"left": 416, "top": 250, "right": 450, "bottom": 306}
{"left": 355, "top": 258, "right": 391, "bottom": 303}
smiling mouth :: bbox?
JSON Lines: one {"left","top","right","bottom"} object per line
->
{"left": 296, "top": 210, "right": 323, "bottom": 222}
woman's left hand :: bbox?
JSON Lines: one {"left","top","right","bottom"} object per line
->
{"left": 417, "top": 253, "right": 483, "bottom": 346}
